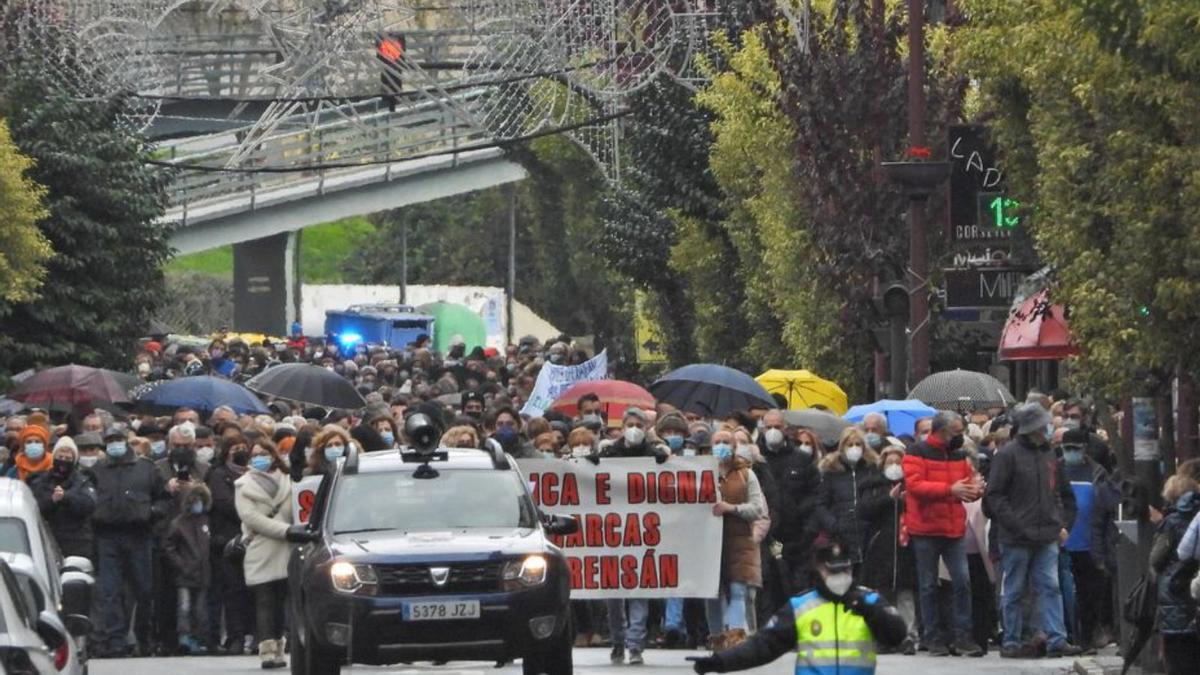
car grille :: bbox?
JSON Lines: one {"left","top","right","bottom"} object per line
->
{"left": 375, "top": 561, "right": 503, "bottom": 595}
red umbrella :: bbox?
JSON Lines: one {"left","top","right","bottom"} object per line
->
{"left": 8, "top": 364, "right": 134, "bottom": 412}
{"left": 550, "top": 380, "right": 655, "bottom": 419}
{"left": 999, "top": 289, "right": 1079, "bottom": 361}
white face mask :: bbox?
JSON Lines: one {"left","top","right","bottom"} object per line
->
{"left": 682, "top": 448, "right": 697, "bottom": 457}
{"left": 884, "top": 463, "right": 904, "bottom": 482}
{"left": 571, "top": 445, "right": 592, "bottom": 458}
{"left": 764, "top": 428, "right": 785, "bottom": 448}
{"left": 735, "top": 444, "right": 754, "bottom": 462}
{"left": 78, "top": 455, "right": 99, "bottom": 468}
{"left": 844, "top": 445, "right": 864, "bottom": 464}
{"left": 798, "top": 443, "right": 814, "bottom": 456}
{"left": 196, "top": 446, "right": 215, "bottom": 465}
{"left": 825, "top": 571, "right": 853, "bottom": 596}
{"left": 623, "top": 426, "right": 645, "bottom": 446}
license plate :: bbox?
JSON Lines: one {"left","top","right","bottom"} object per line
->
{"left": 402, "top": 600, "right": 481, "bottom": 621}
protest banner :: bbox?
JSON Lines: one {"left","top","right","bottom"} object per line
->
{"left": 519, "top": 349, "right": 608, "bottom": 417}
{"left": 292, "top": 475, "right": 323, "bottom": 525}
{"left": 518, "top": 456, "right": 722, "bottom": 599}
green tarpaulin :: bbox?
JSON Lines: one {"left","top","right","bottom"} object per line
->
{"left": 419, "top": 302, "right": 487, "bottom": 353}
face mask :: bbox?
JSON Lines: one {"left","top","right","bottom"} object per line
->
{"left": 736, "top": 444, "right": 755, "bottom": 462}
{"left": 623, "top": 426, "right": 645, "bottom": 446}
{"left": 53, "top": 458, "right": 74, "bottom": 475}
{"left": 324, "top": 445, "right": 345, "bottom": 462}
{"left": 170, "top": 446, "right": 195, "bottom": 466}
{"left": 24, "top": 442, "right": 45, "bottom": 461}
{"left": 540, "top": 451, "right": 556, "bottom": 460}
{"left": 150, "top": 440, "right": 167, "bottom": 458}
{"left": 303, "top": 446, "right": 314, "bottom": 460}
{"left": 764, "top": 428, "right": 785, "bottom": 449}
{"left": 196, "top": 447, "right": 215, "bottom": 464}
{"left": 231, "top": 449, "right": 250, "bottom": 466}
{"left": 884, "top": 464, "right": 904, "bottom": 482}
{"left": 130, "top": 419, "right": 142, "bottom": 431}
{"left": 1062, "top": 419, "right": 1081, "bottom": 431}
{"left": 210, "top": 349, "right": 224, "bottom": 359}
{"left": 844, "top": 445, "right": 863, "bottom": 464}
{"left": 948, "top": 435, "right": 965, "bottom": 451}
{"left": 106, "top": 441, "right": 127, "bottom": 458}
{"left": 571, "top": 445, "right": 592, "bottom": 458}
{"left": 824, "top": 571, "right": 853, "bottom": 596}
{"left": 79, "top": 455, "right": 99, "bottom": 468}
{"left": 712, "top": 443, "right": 733, "bottom": 461}
{"left": 665, "top": 435, "right": 684, "bottom": 452}
{"left": 864, "top": 432, "right": 883, "bottom": 450}
{"left": 1045, "top": 423, "right": 1055, "bottom": 439}
{"left": 495, "top": 426, "right": 518, "bottom": 445}
{"left": 798, "top": 443, "right": 814, "bottom": 456}
{"left": 380, "top": 431, "right": 395, "bottom": 447}
{"left": 137, "top": 362, "right": 151, "bottom": 375}
{"left": 249, "top": 455, "right": 272, "bottom": 472}
{"left": 190, "top": 501, "right": 204, "bottom": 515}
{"left": 682, "top": 448, "right": 697, "bottom": 457}
{"left": 1063, "top": 449, "right": 1085, "bottom": 466}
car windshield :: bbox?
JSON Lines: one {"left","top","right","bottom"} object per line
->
{"left": 330, "top": 469, "right": 537, "bottom": 534}
{"left": 0, "top": 518, "right": 30, "bottom": 556}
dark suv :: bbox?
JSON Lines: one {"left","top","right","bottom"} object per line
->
{"left": 285, "top": 423, "right": 576, "bottom": 675}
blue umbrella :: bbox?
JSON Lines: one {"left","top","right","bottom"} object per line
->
{"left": 650, "top": 364, "right": 775, "bottom": 419}
{"left": 133, "top": 375, "right": 269, "bottom": 416}
{"left": 844, "top": 399, "right": 937, "bottom": 438}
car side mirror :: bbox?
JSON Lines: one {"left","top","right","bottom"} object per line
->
{"left": 35, "top": 611, "right": 66, "bottom": 651}
{"left": 286, "top": 524, "right": 319, "bottom": 544}
{"left": 60, "top": 571, "right": 93, "bottom": 618}
{"left": 61, "top": 556, "right": 93, "bottom": 576}
{"left": 543, "top": 515, "right": 579, "bottom": 536}
{"left": 63, "top": 614, "right": 91, "bottom": 638}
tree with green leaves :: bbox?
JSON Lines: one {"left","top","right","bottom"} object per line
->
{"left": 0, "top": 62, "right": 172, "bottom": 372}
{"left": 957, "top": 0, "right": 1200, "bottom": 397}
{"left": 0, "top": 118, "right": 52, "bottom": 304}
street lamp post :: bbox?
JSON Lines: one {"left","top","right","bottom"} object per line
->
{"left": 906, "top": 0, "right": 931, "bottom": 385}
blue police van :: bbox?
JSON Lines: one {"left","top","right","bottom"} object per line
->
{"left": 324, "top": 304, "right": 436, "bottom": 350}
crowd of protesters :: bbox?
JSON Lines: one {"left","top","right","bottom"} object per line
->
{"left": 1, "top": 330, "right": 1198, "bottom": 674}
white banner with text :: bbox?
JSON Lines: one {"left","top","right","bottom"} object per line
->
{"left": 518, "top": 457, "right": 722, "bottom": 599}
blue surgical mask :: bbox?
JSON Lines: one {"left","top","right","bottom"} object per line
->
{"left": 1063, "top": 449, "right": 1085, "bottom": 466}
{"left": 713, "top": 443, "right": 733, "bottom": 461}
{"left": 864, "top": 432, "right": 883, "bottom": 450}
{"left": 249, "top": 455, "right": 272, "bottom": 472}
{"left": 665, "top": 435, "right": 684, "bottom": 452}
{"left": 190, "top": 501, "right": 204, "bottom": 515}
{"left": 150, "top": 440, "right": 167, "bottom": 458}
{"left": 380, "top": 431, "right": 395, "bottom": 447}
{"left": 1045, "top": 423, "right": 1055, "bottom": 439}
{"left": 105, "top": 441, "right": 127, "bottom": 458}
{"left": 24, "top": 442, "right": 45, "bottom": 461}
{"left": 324, "top": 446, "right": 345, "bottom": 462}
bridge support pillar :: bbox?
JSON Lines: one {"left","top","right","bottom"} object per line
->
{"left": 232, "top": 231, "right": 299, "bottom": 335}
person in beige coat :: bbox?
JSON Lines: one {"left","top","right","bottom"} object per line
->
{"left": 234, "top": 438, "right": 293, "bottom": 669}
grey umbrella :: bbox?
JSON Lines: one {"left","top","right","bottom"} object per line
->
{"left": 781, "top": 409, "right": 851, "bottom": 447}
{"left": 908, "top": 369, "right": 1016, "bottom": 413}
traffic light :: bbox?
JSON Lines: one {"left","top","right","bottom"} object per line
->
{"left": 376, "top": 32, "right": 406, "bottom": 111}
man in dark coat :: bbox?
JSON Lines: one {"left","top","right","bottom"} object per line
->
{"left": 205, "top": 435, "right": 253, "bottom": 654}
{"left": 151, "top": 424, "right": 211, "bottom": 654}
{"left": 30, "top": 437, "right": 96, "bottom": 560}
{"left": 984, "top": 403, "right": 1082, "bottom": 659}
{"left": 758, "top": 410, "right": 821, "bottom": 595}
{"left": 91, "top": 425, "right": 170, "bottom": 657}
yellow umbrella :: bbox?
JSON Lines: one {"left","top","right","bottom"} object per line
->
{"left": 755, "top": 369, "right": 849, "bottom": 415}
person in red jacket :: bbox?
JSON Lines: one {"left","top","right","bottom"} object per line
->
{"left": 901, "top": 411, "right": 986, "bottom": 657}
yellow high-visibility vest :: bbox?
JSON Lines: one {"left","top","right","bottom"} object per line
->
{"left": 790, "top": 590, "right": 879, "bottom": 675}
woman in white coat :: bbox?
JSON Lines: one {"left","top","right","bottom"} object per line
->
{"left": 235, "top": 438, "right": 293, "bottom": 669}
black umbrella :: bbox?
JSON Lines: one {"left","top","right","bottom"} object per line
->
{"left": 908, "top": 369, "right": 1016, "bottom": 413}
{"left": 650, "top": 364, "right": 775, "bottom": 419}
{"left": 245, "top": 363, "right": 367, "bottom": 410}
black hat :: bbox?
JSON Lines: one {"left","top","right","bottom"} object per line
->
{"left": 813, "top": 535, "right": 853, "bottom": 571}
{"left": 1061, "top": 428, "right": 1089, "bottom": 447}
{"left": 461, "top": 391, "right": 485, "bottom": 410}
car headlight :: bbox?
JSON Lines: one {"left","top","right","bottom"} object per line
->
{"left": 330, "top": 561, "right": 378, "bottom": 595}
{"left": 502, "top": 555, "right": 548, "bottom": 589}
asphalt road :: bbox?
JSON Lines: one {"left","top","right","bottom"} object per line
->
{"left": 89, "top": 647, "right": 1084, "bottom": 675}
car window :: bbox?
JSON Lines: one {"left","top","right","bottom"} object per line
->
{"left": 0, "top": 518, "right": 31, "bottom": 556}
{"left": 14, "top": 573, "right": 43, "bottom": 614}
{"left": 0, "top": 563, "right": 33, "bottom": 629}
{"left": 329, "top": 470, "right": 537, "bottom": 534}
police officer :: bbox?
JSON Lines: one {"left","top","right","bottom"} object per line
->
{"left": 688, "top": 537, "right": 906, "bottom": 674}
